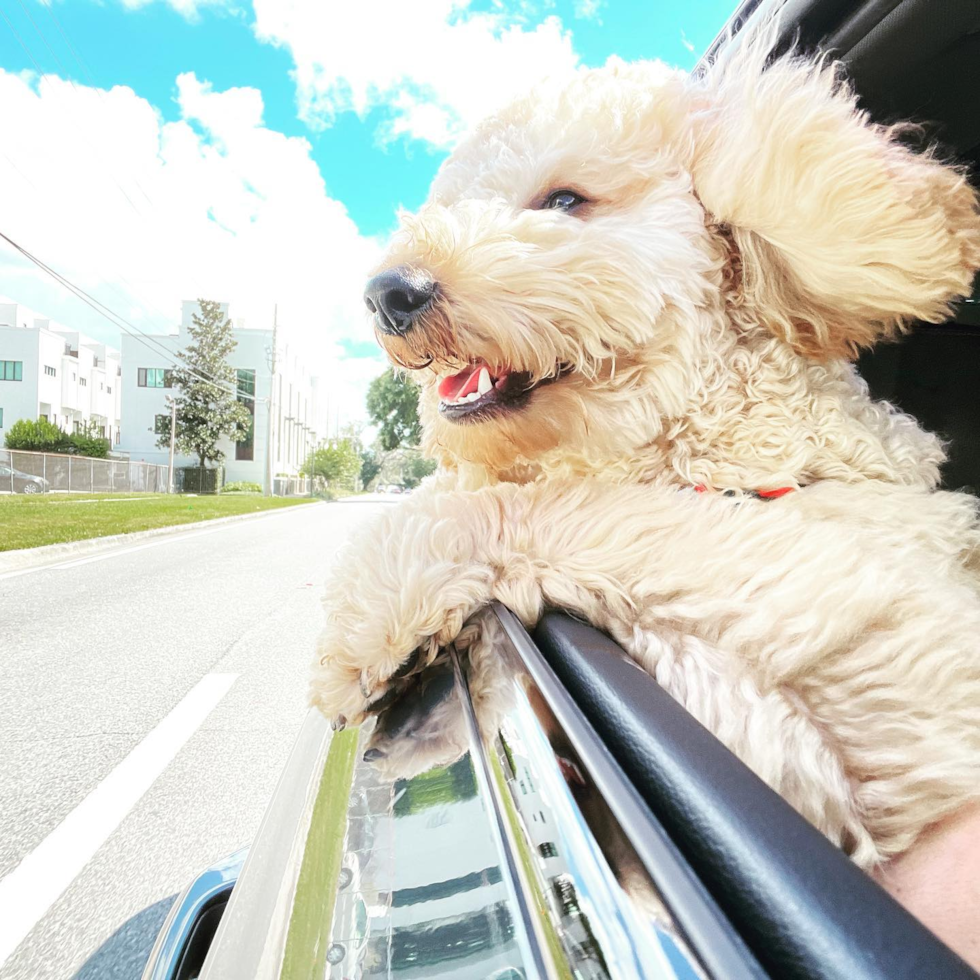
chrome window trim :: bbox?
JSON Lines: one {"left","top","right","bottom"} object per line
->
{"left": 488, "top": 604, "right": 767, "bottom": 980}
{"left": 193, "top": 605, "right": 767, "bottom": 980}
{"left": 140, "top": 846, "right": 246, "bottom": 980}
{"left": 449, "top": 643, "right": 561, "bottom": 980}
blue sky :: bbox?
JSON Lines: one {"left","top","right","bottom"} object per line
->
{"left": 0, "top": 0, "right": 736, "bottom": 422}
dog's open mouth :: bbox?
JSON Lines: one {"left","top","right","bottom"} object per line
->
{"left": 436, "top": 361, "right": 539, "bottom": 423}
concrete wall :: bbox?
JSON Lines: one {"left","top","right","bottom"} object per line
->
{"left": 0, "top": 299, "right": 122, "bottom": 441}
{"left": 0, "top": 323, "right": 40, "bottom": 436}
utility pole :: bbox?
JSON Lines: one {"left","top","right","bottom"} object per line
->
{"left": 167, "top": 398, "right": 177, "bottom": 494}
{"left": 266, "top": 304, "right": 278, "bottom": 497}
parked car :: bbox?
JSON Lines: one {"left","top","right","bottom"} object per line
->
{"left": 0, "top": 462, "right": 49, "bottom": 494}
{"left": 144, "top": 1, "right": 980, "bottom": 978}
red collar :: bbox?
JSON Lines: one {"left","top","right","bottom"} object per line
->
{"left": 693, "top": 485, "right": 795, "bottom": 500}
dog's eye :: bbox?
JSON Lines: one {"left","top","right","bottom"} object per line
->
{"left": 542, "top": 189, "right": 585, "bottom": 212}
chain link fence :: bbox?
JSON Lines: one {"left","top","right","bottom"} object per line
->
{"left": 0, "top": 449, "right": 170, "bottom": 494}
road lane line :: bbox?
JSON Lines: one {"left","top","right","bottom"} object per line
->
{"left": 0, "top": 672, "right": 239, "bottom": 968}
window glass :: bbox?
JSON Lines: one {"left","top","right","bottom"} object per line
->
{"left": 236, "top": 368, "right": 256, "bottom": 461}
{"left": 138, "top": 367, "right": 170, "bottom": 387}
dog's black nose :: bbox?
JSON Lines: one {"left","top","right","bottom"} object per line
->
{"left": 364, "top": 266, "right": 435, "bottom": 335}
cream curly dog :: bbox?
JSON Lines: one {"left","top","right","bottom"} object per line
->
{"left": 311, "top": 35, "right": 980, "bottom": 882}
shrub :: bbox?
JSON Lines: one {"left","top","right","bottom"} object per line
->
{"left": 4, "top": 417, "right": 109, "bottom": 457}
{"left": 4, "top": 417, "right": 65, "bottom": 451}
{"left": 222, "top": 480, "right": 263, "bottom": 494}
{"left": 66, "top": 432, "right": 109, "bottom": 458}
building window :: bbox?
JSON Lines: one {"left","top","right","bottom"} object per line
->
{"left": 0, "top": 360, "right": 23, "bottom": 381}
{"left": 137, "top": 368, "right": 170, "bottom": 388}
{"left": 74, "top": 420, "right": 83, "bottom": 434}
{"left": 0, "top": 408, "right": 3, "bottom": 427}
{"left": 79, "top": 377, "right": 87, "bottom": 387}
{"left": 44, "top": 365, "right": 56, "bottom": 377}
{"left": 154, "top": 414, "right": 171, "bottom": 436}
{"left": 106, "top": 385, "right": 112, "bottom": 394}
{"left": 39, "top": 413, "right": 47, "bottom": 422}
{"left": 538, "top": 841, "right": 558, "bottom": 859}
{"left": 100, "top": 382, "right": 104, "bottom": 391}
{"left": 236, "top": 368, "right": 256, "bottom": 461}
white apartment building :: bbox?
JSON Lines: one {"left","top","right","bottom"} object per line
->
{"left": 0, "top": 298, "right": 122, "bottom": 442}
{"left": 119, "top": 300, "right": 325, "bottom": 490}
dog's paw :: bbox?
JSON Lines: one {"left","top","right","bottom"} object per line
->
{"left": 309, "top": 632, "right": 439, "bottom": 730}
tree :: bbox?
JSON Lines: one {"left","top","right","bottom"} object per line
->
{"left": 159, "top": 299, "right": 252, "bottom": 469}
{"left": 359, "top": 449, "right": 382, "bottom": 488}
{"left": 301, "top": 436, "right": 361, "bottom": 493}
{"left": 402, "top": 452, "right": 437, "bottom": 489}
{"left": 366, "top": 368, "right": 422, "bottom": 451}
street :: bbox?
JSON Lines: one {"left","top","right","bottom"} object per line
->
{"left": 0, "top": 500, "right": 390, "bottom": 980}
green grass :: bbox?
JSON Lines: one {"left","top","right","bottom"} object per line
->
{"left": 280, "top": 727, "right": 359, "bottom": 980}
{"left": 0, "top": 492, "right": 316, "bottom": 552}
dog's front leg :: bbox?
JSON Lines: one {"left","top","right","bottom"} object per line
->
{"left": 310, "top": 480, "right": 636, "bottom": 727}
{"left": 311, "top": 487, "right": 503, "bottom": 727}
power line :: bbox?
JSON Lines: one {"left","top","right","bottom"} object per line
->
{"left": 0, "top": 3, "right": 211, "bottom": 295}
{"left": 0, "top": 9, "right": 284, "bottom": 406}
{"left": 0, "top": 228, "right": 266, "bottom": 405}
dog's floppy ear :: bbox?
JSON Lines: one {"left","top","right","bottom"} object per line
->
{"left": 688, "top": 34, "right": 980, "bottom": 359}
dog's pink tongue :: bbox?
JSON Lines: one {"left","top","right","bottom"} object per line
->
{"left": 438, "top": 363, "right": 484, "bottom": 401}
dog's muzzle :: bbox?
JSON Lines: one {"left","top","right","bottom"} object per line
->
{"left": 364, "top": 265, "right": 436, "bottom": 336}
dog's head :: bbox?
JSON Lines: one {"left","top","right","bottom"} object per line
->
{"left": 365, "top": 41, "right": 979, "bottom": 477}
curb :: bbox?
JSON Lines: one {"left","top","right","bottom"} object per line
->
{"left": 0, "top": 500, "right": 324, "bottom": 575}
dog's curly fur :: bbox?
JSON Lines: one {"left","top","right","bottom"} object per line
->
{"left": 311, "top": 34, "right": 980, "bottom": 871}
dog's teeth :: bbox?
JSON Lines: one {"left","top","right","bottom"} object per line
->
{"left": 464, "top": 391, "right": 480, "bottom": 402}
{"left": 477, "top": 368, "right": 491, "bottom": 395}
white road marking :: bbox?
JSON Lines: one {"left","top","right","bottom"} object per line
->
{"left": 0, "top": 672, "right": 239, "bottom": 968}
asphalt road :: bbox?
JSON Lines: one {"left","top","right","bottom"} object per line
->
{"left": 0, "top": 499, "right": 390, "bottom": 980}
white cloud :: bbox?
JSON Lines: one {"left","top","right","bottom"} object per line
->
{"left": 118, "top": 0, "right": 241, "bottom": 22}
{"left": 680, "top": 30, "right": 695, "bottom": 53}
{"left": 0, "top": 69, "right": 386, "bottom": 427}
{"left": 573, "top": 0, "right": 603, "bottom": 22}
{"left": 251, "top": 0, "right": 579, "bottom": 146}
